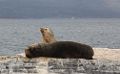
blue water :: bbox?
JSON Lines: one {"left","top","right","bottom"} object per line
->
{"left": 0, "top": 18, "right": 120, "bottom": 55}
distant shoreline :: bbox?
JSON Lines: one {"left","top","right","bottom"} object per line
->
{"left": 0, "top": 17, "right": 120, "bottom": 20}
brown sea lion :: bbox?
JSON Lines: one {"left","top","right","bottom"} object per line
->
{"left": 40, "top": 27, "right": 56, "bottom": 44}
{"left": 25, "top": 41, "right": 94, "bottom": 59}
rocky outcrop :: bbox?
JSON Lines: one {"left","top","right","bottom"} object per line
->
{"left": 0, "top": 48, "right": 120, "bottom": 74}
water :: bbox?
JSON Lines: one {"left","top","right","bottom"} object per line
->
{"left": 0, "top": 18, "right": 120, "bottom": 55}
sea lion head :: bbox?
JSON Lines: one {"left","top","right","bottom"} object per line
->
{"left": 40, "top": 27, "right": 55, "bottom": 43}
{"left": 25, "top": 43, "right": 45, "bottom": 58}
{"left": 40, "top": 27, "right": 53, "bottom": 36}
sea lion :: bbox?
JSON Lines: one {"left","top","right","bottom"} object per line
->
{"left": 40, "top": 27, "right": 56, "bottom": 44}
{"left": 25, "top": 41, "right": 94, "bottom": 59}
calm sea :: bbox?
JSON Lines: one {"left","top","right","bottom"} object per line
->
{"left": 0, "top": 18, "right": 120, "bottom": 55}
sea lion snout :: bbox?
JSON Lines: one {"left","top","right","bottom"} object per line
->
{"left": 25, "top": 47, "right": 32, "bottom": 58}
{"left": 40, "top": 28, "right": 44, "bottom": 33}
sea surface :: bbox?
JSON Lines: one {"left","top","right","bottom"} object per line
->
{"left": 0, "top": 18, "right": 120, "bottom": 55}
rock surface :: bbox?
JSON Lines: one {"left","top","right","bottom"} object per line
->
{"left": 0, "top": 48, "right": 120, "bottom": 74}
